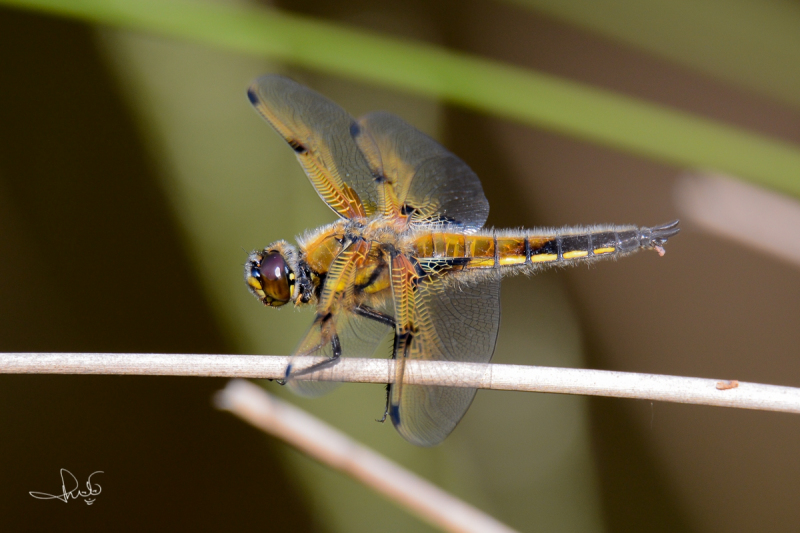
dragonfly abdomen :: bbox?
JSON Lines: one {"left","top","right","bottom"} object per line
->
{"left": 410, "top": 221, "right": 679, "bottom": 274}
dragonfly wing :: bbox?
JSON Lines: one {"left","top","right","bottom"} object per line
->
{"left": 390, "top": 255, "right": 501, "bottom": 446}
{"left": 248, "top": 75, "right": 379, "bottom": 218}
{"left": 287, "top": 239, "right": 393, "bottom": 396}
{"left": 287, "top": 305, "right": 393, "bottom": 397}
{"left": 353, "top": 111, "right": 489, "bottom": 231}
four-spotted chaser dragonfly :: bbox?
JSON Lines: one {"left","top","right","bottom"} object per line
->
{"left": 245, "top": 75, "right": 679, "bottom": 446}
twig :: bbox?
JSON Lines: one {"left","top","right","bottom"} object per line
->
{"left": 215, "top": 379, "right": 518, "bottom": 533}
{"left": 2, "top": 352, "right": 799, "bottom": 414}
{"left": 676, "top": 172, "right": 800, "bottom": 268}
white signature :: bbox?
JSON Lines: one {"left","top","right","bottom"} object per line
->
{"left": 29, "top": 469, "right": 103, "bottom": 505}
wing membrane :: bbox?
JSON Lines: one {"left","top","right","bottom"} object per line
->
{"left": 390, "top": 258, "right": 501, "bottom": 446}
{"left": 249, "top": 77, "right": 490, "bottom": 230}
{"left": 248, "top": 75, "right": 379, "bottom": 218}
{"left": 354, "top": 112, "right": 490, "bottom": 231}
{"left": 287, "top": 305, "right": 392, "bottom": 397}
{"left": 287, "top": 239, "right": 393, "bottom": 395}
{"left": 252, "top": 76, "right": 500, "bottom": 443}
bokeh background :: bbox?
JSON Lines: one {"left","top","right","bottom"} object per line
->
{"left": 1, "top": 0, "right": 799, "bottom": 531}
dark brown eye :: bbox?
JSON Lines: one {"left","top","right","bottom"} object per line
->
{"left": 245, "top": 250, "right": 294, "bottom": 307}
{"left": 259, "top": 251, "right": 292, "bottom": 306}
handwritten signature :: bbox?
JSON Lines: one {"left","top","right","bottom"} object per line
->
{"left": 29, "top": 469, "right": 103, "bottom": 505}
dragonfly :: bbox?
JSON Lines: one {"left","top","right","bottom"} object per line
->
{"left": 244, "top": 75, "right": 679, "bottom": 446}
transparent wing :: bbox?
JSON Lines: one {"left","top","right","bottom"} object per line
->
{"left": 354, "top": 111, "right": 490, "bottom": 231}
{"left": 247, "top": 75, "right": 379, "bottom": 218}
{"left": 287, "top": 306, "right": 392, "bottom": 397}
{"left": 390, "top": 259, "right": 501, "bottom": 446}
{"left": 286, "top": 239, "right": 394, "bottom": 396}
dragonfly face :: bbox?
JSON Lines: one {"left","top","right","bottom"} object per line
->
{"left": 245, "top": 249, "right": 293, "bottom": 307}
{"left": 245, "top": 240, "right": 317, "bottom": 307}
{"left": 245, "top": 75, "right": 679, "bottom": 446}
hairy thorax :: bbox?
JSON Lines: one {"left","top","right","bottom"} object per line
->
{"left": 297, "top": 217, "right": 417, "bottom": 275}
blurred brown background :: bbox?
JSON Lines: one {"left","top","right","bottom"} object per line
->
{"left": 1, "top": 1, "right": 798, "bottom": 532}
{"left": 0, "top": 7, "right": 314, "bottom": 532}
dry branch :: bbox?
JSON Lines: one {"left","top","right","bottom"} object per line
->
{"left": 2, "top": 352, "right": 799, "bottom": 414}
{"left": 215, "top": 379, "right": 518, "bottom": 533}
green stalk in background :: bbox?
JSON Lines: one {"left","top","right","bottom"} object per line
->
{"left": 4, "top": 0, "right": 800, "bottom": 198}
{"left": 504, "top": 0, "right": 800, "bottom": 112}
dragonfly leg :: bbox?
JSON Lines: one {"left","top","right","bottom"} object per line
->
{"left": 376, "top": 330, "right": 398, "bottom": 423}
{"left": 353, "top": 305, "right": 396, "bottom": 327}
{"left": 285, "top": 333, "right": 342, "bottom": 380}
{"left": 377, "top": 384, "right": 391, "bottom": 423}
{"left": 354, "top": 304, "right": 397, "bottom": 424}
{"left": 353, "top": 304, "right": 397, "bottom": 423}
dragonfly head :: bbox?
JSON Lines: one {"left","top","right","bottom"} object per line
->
{"left": 245, "top": 241, "right": 298, "bottom": 307}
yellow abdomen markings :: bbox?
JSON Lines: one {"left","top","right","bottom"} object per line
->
{"left": 592, "top": 247, "right": 615, "bottom": 255}
{"left": 496, "top": 238, "right": 526, "bottom": 265}
{"left": 466, "top": 236, "right": 495, "bottom": 268}
{"left": 529, "top": 237, "right": 558, "bottom": 263}
{"left": 413, "top": 234, "right": 434, "bottom": 257}
{"left": 408, "top": 227, "right": 637, "bottom": 274}
{"left": 433, "top": 233, "right": 465, "bottom": 258}
{"left": 562, "top": 250, "right": 589, "bottom": 259}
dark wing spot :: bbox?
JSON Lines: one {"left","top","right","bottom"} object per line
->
{"left": 246, "top": 87, "right": 259, "bottom": 106}
{"left": 349, "top": 120, "right": 361, "bottom": 138}
{"left": 400, "top": 204, "right": 416, "bottom": 216}
{"left": 389, "top": 403, "right": 401, "bottom": 426}
{"left": 288, "top": 139, "right": 308, "bottom": 154}
{"left": 397, "top": 331, "right": 415, "bottom": 346}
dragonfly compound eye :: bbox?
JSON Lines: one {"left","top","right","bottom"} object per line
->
{"left": 246, "top": 250, "right": 294, "bottom": 307}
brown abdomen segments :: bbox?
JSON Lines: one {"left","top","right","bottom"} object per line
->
{"left": 410, "top": 227, "right": 644, "bottom": 271}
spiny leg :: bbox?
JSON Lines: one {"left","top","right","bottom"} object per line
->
{"left": 377, "top": 328, "right": 413, "bottom": 424}
{"left": 285, "top": 321, "right": 343, "bottom": 381}
{"left": 352, "top": 304, "right": 397, "bottom": 423}
{"left": 285, "top": 243, "right": 362, "bottom": 384}
{"left": 376, "top": 331, "right": 398, "bottom": 424}
{"left": 353, "top": 304, "right": 396, "bottom": 328}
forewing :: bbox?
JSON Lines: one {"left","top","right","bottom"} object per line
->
{"left": 287, "top": 239, "right": 393, "bottom": 396}
{"left": 390, "top": 262, "right": 501, "bottom": 446}
{"left": 353, "top": 111, "right": 490, "bottom": 231}
{"left": 248, "top": 75, "right": 379, "bottom": 218}
{"left": 287, "top": 307, "right": 392, "bottom": 397}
